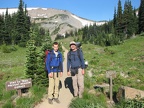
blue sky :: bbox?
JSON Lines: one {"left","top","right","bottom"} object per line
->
{"left": 0, "top": 0, "right": 140, "bottom": 21}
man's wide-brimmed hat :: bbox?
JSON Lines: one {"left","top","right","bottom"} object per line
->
{"left": 69, "top": 41, "right": 76, "bottom": 46}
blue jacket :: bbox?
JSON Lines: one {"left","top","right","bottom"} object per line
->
{"left": 67, "top": 49, "right": 85, "bottom": 72}
{"left": 46, "top": 50, "right": 63, "bottom": 74}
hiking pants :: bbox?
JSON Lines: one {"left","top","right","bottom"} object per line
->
{"left": 48, "top": 72, "right": 60, "bottom": 99}
{"left": 72, "top": 68, "right": 84, "bottom": 97}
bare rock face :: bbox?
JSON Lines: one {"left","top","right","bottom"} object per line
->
{"left": 27, "top": 8, "right": 96, "bottom": 40}
{"left": 116, "top": 86, "right": 144, "bottom": 101}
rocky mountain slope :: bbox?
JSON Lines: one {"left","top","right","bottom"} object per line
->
{"left": 0, "top": 7, "right": 106, "bottom": 40}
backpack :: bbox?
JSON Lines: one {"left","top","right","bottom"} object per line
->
{"left": 68, "top": 48, "right": 83, "bottom": 63}
{"left": 44, "top": 50, "right": 52, "bottom": 63}
{"left": 44, "top": 50, "right": 52, "bottom": 77}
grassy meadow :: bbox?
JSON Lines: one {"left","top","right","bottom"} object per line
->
{"left": 0, "top": 46, "right": 46, "bottom": 108}
{"left": 0, "top": 35, "right": 144, "bottom": 107}
{"left": 82, "top": 36, "right": 144, "bottom": 91}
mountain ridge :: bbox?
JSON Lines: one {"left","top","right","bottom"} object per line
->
{"left": 0, "top": 7, "right": 106, "bottom": 40}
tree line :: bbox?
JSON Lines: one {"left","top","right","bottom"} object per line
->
{"left": 70, "top": 0, "right": 144, "bottom": 46}
{"left": 0, "top": 0, "right": 50, "bottom": 47}
{"left": 0, "top": 0, "right": 30, "bottom": 46}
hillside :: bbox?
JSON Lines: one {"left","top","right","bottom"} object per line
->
{"left": 0, "top": 35, "right": 144, "bottom": 107}
{"left": 58, "top": 35, "right": 144, "bottom": 90}
{"left": 0, "top": 7, "right": 106, "bottom": 40}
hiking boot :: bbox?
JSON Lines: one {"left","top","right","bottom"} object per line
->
{"left": 74, "top": 95, "right": 78, "bottom": 98}
{"left": 54, "top": 98, "right": 60, "bottom": 103}
{"left": 73, "top": 96, "right": 78, "bottom": 100}
{"left": 48, "top": 99, "right": 53, "bottom": 104}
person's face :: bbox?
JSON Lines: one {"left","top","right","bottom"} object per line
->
{"left": 70, "top": 44, "right": 77, "bottom": 50}
{"left": 53, "top": 44, "right": 59, "bottom": 51}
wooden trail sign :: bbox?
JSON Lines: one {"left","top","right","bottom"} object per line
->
{"left": 106, "top": 70, "right": 116, "bottom": 78}
{"left": 5, "top": 78, "right": 32, "bottom": 96}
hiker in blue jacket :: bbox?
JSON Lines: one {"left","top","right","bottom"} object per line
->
{"left": 46, "top": 42, "right": 63, "bottom": 104}
{"left": 67, "top": 41, "right": 85, "bottom": 98}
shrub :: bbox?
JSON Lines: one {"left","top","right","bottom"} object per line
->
{"left": 104, "top": 47, "right": 115, "bottom": 55}
{"left": 18, "top": 42, "right": 26, "bottom": 47}
{"left": 140, "top": 32, "right": 144, "bottom": 36}
{"left": 89, "top": 56, "right": 99, "bottom": 65}
{"left": 2, "top": 45, "right": 11, "bottom": 53}
{"left": 9, "top": 45, "right": 17, "bottom": 51}
{"left": 116, "top": 98, "right": 144, "bottom": 108}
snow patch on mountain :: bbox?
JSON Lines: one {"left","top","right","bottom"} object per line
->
{"left": 0, "top": 7, "right": 40, "bottom": 14}
{"left": 71, "top": 14, "right": 95, "bottom": 26}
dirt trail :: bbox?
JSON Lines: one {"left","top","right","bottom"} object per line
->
{"left": 34, "top": 46, "right": 73, "bottom": 108}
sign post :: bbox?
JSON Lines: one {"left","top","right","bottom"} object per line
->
{"left": 106, "top": 71, "right": 116, "bottom": 103}
{"left": 5, "top": 78, "right": 32, "bottom": 96}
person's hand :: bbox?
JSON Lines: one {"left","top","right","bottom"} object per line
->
{"left": 82, "top": 69, "right": 85, "bottom": 75}
{"left": 67, "top": 71, "right": 71, "bottom": 76}
{"left": 60, "top": 72, "right": 63, "bottom": 77}
{"left": 48, "top": 72, "right": 53, "bottom": 78}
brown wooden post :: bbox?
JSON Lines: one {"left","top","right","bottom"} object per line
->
{"left": 17, "top": 89, "right": 22, "bottom": 96}
{"left": 110, "top": 75, "right": 113, "bottom": 102}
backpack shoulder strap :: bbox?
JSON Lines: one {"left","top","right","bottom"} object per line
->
{"left": 49, "top": 50, "right": 53, "bottom": 61}
{"left": 46, "top": 50, "right": 53, "bottom": 61}
{"left": 77, "top": 49, "right": 83, "bottom": 62}
{"left": 68, "top": 50, "right": 72, "bottom": 60}
{"left": 77, "top": 49, "right": 81, "bottom": 59}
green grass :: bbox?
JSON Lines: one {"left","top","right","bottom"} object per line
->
{"left": 80, "top": 36, "right": 144, "bottom": 90}
{"left": 0, "top": 45, "right": 47, "bottom": 108}
{"left": 69, "top": 92, "right": 107, "bottom": 108}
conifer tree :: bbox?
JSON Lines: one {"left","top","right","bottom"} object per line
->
{"left": 35, "top": 27, "right": 44, "bottom": 46}
{"left": 24, "top": 4, "right": 31, "bottom": 42}
{"left": 34, "top": 30, "right": 52, "bottom": 87}
{"left": 11, "top": 13, "right": 18, "bottom": 45}
{"left": 4, "top": 8, "right": 12, "bottom": 44}
{"left": 138, "top": 0, "right": 144, "bottom": 34}
{"left": 133, "top": 8, "right": 138, "bottom": 34}
{"left": 77, "top": 29, "right": 83, "bottom": 42}
{"left": 0, "top": 15, "right": 5, "bottom": 45}
{"left": 125, "top": 0, "right": 135, "bottom": 38}
{"left": 16, "top": 0, "right": 30, "bottom": 46}
{"left": 82, "top": 26, "right": 89, "bottom": 43}
{"left": 116, "top": 0, "right": 124, "bottom": 42}
{"left": 16, "top": 0, "right": 25, "bottom": 44}
{"left": 123, "top": 1, "right": 129, "bottom": 37}
{"left": 44, "top": 30, "right": 51, "bottom": 44}
{"left": 113, "top": 7, "right": 117, "bottom": 30}
{"left": 35, "top": 47, "right": 48, "bottom": 87}
{"left": 25, "top": 28, "right": 37, "bottom": 84}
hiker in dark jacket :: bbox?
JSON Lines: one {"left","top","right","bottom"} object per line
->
{"left": 46, "top": 42, "right": 63, "bottom": 104}
{"left": 67, "top": 41, "right": 85, "bottom": 98}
